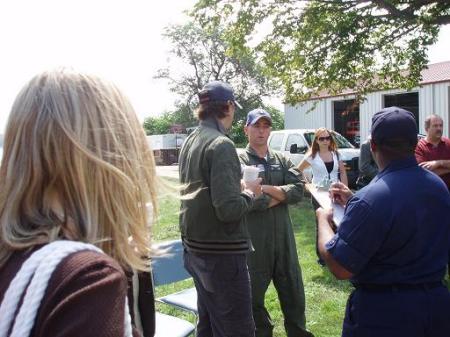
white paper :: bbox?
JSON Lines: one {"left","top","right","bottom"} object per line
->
{"left": 242, "top": 166, "right": 259, "bottom": 182}
{"left": 306, "top": 184, "right": 345, "bottom": 226}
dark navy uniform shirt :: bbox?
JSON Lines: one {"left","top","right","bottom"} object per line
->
{"left": 326, "top": 156, "right": 450, "bottom": 285}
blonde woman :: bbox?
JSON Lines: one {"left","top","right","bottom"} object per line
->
{"left": 0, "top": 70, "right": 158, "bottom": 336}
{"left": 297, "top": 127, "right": 348, "bottom": 187}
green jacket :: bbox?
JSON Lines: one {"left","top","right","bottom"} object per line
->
{"left": 239, "top": 145, "right": 304, "bottom": 233}
{"left": 179, "top": 118, "right": 254, "bottom": 253}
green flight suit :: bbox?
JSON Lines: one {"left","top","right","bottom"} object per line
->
{"left": 239, "top": 146, "right": 313, "bottom": 337}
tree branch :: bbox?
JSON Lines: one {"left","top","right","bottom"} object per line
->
{"left": 372, "top": 0, "right": 418, "bottom": 21}
{"left": 435, "top": 15, "right": 450, "bottom": 25}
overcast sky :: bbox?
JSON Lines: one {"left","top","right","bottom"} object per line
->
{"left": 0, "top": 0, "right": 197, "bottom": 132}
{"left": 0, "top": 0, "right": 449, "bottom": 133}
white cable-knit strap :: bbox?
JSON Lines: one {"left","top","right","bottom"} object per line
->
{"left": 0, "top": 241, "right": 72, "bottom": 336}
{"left": 10, "top": 242, "right": 103, "bottom": 337}
{"left": 124, "top": 296, "right": 133, "bottom": 337}
{"left": 0, "top": 241, "right": 133, "bottom": 337}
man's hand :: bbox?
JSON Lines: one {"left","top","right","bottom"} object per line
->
{"left": 243, "top": 178, "right": 263, "bottom": 197}
{"left": 419, "top": 160, "right": 450, "bottom": 176}
{"left": 419, "top": 160, "right": 440, "bottom": 171}
{"left": 329, "top": 182, "right": 353, "bottom": 207}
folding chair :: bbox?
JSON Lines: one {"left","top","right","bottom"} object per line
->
{"left": 151, "top": 239, "right": 198, "bottom": 329}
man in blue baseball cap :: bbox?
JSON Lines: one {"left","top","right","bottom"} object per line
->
{"left": 179, "top": 81, "right": 262, "bottom": 337}
{"left": 316, "top": 106, "right": 450, "bottom": 337}
{"left": 239, "top": 108, "right": 314, "bottom": 337}
{"left": 245, "top": 108, "right": 272, "bottom": 126}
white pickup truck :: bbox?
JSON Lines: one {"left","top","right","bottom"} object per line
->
{"left": 267, "top": 129, "right": 360, "bottom": 188}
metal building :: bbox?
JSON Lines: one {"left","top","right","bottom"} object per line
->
{"left": 285, "top": 61, "right": 450, "bottom": 146}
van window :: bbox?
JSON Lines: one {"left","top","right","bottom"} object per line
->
{"left": 269, "top": 133, "right": 284, "bottom": 151}
{"left": 285, "top": 134, "right": 307, "bottom": 151}
{"left": 331, "top": 132, "right": 354, "bottom": 149}
{"left": 304, "top": 132, "right": 314, "bottom": 146}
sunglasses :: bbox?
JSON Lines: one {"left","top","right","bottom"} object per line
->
{"left": 317, "top": 136, "right": 331, "bottom": 141}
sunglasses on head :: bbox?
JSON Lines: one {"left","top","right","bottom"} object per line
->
{"left": 318, "top": 136, "right": 331, "bottom": 141}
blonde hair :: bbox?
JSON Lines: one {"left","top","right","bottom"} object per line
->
{"left": 309, "top": 127, "right": 338, "bottom": 159}
{"left": 0, "top": 69, "right": 158, "bottom": 271}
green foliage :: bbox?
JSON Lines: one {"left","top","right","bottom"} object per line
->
{"left": 192, "top": 0, "right": 449, "bottom": 104}
{"left": 267, "top": 106, "right": 284, "bottom": 131}
{"left": 159, "top": 21, "right": 277, "bottom": 98}
{"left": 144, "top": 102, "right": 284, "bottom": 144}
{"left": 143, "top": 113, "right": 173, "bottom": 135}
{"left": 151, "top": 21, "right": 281, "bottom": 141}
{"left": 155, "top": 21, "right": 277, "bottom": 106}
{"left": 143, "top": 104, "right": 197, "bottom": 135}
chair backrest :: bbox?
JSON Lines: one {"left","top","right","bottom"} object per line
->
{"left": 151, "top": 239, "right": 191, "bottom": 286}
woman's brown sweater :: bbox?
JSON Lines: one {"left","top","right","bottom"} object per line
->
{"left": 0, "top": 247, "right": 154, "bottom": 337}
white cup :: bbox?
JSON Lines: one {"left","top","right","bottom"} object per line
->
{"left": 243, "top": 166, "right": 260, "bottom": 182}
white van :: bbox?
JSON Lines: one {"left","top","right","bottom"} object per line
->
{"left": 268, "top": 129, "right": 360, "bottom": 187}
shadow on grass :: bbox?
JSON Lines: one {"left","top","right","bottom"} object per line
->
{"left": 310, "top": 271, "right": 353, "bottom": 292}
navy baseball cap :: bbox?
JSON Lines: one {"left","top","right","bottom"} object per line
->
{"left": 198, "top": 81, "right": 242, "bottom": 108}
{"left": 371, "top": 106, "right": 417, "bottom": 144}
{"left": 246, "top": 108, "right": 272, "bottom": 126}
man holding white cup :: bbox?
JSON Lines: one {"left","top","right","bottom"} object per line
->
{"left": 239, "top": 109, "right": 313, "bottom": 337}
{"left": 179, "top": 81, "right": 262, "bottom": 337}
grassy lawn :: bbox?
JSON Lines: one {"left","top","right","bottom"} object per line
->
{"left": 153, "top": 179, "right": 352, "bottom": 337}
{"left": 153, "top": 177, "right": 449, "bottom": 336}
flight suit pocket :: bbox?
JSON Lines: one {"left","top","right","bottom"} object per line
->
{"left": 269, "top": 164, "right": 284, "bottom": 185}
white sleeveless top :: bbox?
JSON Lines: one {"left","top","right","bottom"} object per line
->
{"left": 306, "top": 151, "right": 340, "bottom": 185}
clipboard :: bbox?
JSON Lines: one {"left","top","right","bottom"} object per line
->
{"left": 306, "top": 183, "right": 345, "bottom": 226}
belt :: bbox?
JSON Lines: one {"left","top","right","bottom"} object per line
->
{"left": 354, "top": 281, "right": 444, "bottom": 291}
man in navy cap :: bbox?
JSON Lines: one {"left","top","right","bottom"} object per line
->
{"left": 316, "top": 106, "right": 450, "bottom": 337}
{"left": 179, "top": 81, "right": 261, "bottom": 337}
{"left": 238, "top": 109, "right": 313, "bottom": 337}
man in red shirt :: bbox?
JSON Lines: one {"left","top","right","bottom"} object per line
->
{"left": 415, "top": 114, "right": 450, "bottom": 190}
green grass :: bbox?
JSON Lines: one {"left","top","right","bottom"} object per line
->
{"left": 153, "top": 178, "right": 449, "bottom": 336}
{"left": 153, "top": 181, "right": 351, "bottom": 336}
{"left": 255, "top": 201, "right": 352, "bottom": 337}
{"left": 153, "top": 195, "right": 181, "bottom": 241}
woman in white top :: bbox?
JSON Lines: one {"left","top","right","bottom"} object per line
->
{"left": 297, "top": 127, "right": 348, "bottom": 186}
{"left": 298, "top": 128, "right": 347, "bottom": 266}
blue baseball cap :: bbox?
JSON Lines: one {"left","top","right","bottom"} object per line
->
{"left": 198, "top": 81, "right": 242, "bottom": 108}
{"left": 371, "top": 106, "right": 417, "bottom": 144}
{"left": 246, "top": 108, "right": 272, "bottom": 126}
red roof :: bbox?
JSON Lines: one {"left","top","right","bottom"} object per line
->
{"left": 421, "top": 61, "right": 450, "bottom": 84}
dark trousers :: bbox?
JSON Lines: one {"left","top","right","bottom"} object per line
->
{"left": 184, "top": 250, "right": 255, "bottom": 337}
{"left": 343, "top": 285, "right": 450, "bottom": 337}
